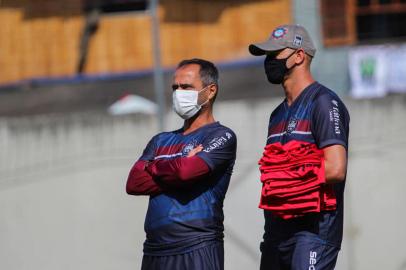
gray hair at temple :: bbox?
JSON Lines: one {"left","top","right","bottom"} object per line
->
{"left": 177, "top": 58, "right": 219, "bottom": 87}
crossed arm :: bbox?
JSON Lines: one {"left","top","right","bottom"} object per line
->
{"left": 126, "top": 160, "right": 163, "bottom": 196}
{"left": 126, "top": 145, "right": 210, "bottom": 196}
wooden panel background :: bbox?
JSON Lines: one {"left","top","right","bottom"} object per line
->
{"left": 320, "top": 0, "right": 356, "bottom": 46}
{"left": 0, "top": 0, "right": 292, "bottom": 84}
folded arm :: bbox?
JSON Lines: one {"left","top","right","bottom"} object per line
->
{"left": 146, "top": 155, "right": 210, "bottom": 187}
{"left": 126, "top": 160, "right": 163, "bottom": 196}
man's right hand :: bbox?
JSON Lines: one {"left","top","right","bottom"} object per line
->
{"left": 187, "top": 145, "right": 203, "bottom": 157}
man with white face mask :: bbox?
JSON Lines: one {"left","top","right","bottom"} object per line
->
{"left": 126, "top": 58, "right": 237, "bottom": 270}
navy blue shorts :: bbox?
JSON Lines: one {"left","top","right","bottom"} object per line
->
{"left": 260, "top": 234, "right": 340, "bottom": 270}
{"left": 141, "top": 241, "right": 224, "bottom": 270}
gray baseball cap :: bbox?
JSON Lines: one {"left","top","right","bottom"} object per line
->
{"left": 249, "top": 24, "right": 316, "bottom": 57}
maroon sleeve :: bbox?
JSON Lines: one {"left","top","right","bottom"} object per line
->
{"left": 145, "top": 156, "right": 210, "bottom": 187}
{"left": 126, "top": 160, "right": 163, "bottom": 196}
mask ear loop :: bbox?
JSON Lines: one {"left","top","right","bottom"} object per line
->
{"left": 286, "top": 49, "right": 302, "bottom": 72}
{"left": 197, "top": 84, "right": 210, "bottom": 94}
{"left": 198, "top": 84, "right": 213, "bottom": 107}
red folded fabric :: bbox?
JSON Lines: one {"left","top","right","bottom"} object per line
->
{"left": 258, "top": 140, "right": 336, "bottom": 219}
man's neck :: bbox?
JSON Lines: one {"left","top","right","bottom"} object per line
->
{"left": 183, "top": 107, "right": 215, "bottom": 135}
{"left": 283, "top": 71, "right": 315, "bottom": 106}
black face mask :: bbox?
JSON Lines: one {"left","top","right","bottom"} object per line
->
{"left": 264, "top": 51, "right": 296, "bottom": 84}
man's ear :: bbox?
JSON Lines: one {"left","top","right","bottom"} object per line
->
{"left": 295, "top": 49, "right": 306, "bottom": 65}
{"left": 208, "top": 84, "right": 217, "bottom": 100}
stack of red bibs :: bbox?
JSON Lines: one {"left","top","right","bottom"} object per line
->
{"left": 258, "top": 141, "right": 336, "bottom": 219}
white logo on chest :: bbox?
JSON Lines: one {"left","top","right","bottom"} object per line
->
{"left": 286, "top": 118, "right": 298, "bottom": 134}
{"left": 182, "top": 140, "right": 197, "bottom": 155}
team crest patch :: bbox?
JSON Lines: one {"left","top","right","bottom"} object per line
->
{"left": 286, "top": 117, "right": 298, "bottom": 134}
{"left": 272, "top": 27, "right": 287, "bottom": 39}
{"left": 182, "top": 141, "right": 197, "bottom": 155}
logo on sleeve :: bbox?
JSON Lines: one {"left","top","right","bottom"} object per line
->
{"left": 329, "top": 100, "right": 341, "bottom": 135}
{"left": 203, "top": 132, "right": 232, "bottom": 153}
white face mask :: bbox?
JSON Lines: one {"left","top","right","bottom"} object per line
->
{"left": 172, "top": 86, "right": 209, "bottom": 120}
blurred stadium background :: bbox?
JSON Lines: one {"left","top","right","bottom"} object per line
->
{"left": 1, "top": 0, "right": 406, "bottom": 269}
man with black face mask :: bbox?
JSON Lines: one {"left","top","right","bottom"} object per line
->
{"left": 249, "top": 25, "right": 350, "bottom": 270}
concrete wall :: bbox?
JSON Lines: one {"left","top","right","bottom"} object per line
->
{"left": 1, "top": 95, "right": 406, "bottom": 270}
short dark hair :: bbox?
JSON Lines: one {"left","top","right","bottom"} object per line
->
{"left": 177, "top": 58, "right": 219, "bottom": 87}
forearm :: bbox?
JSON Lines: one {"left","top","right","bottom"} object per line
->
{"left": 323, "top": 145, "right": 347, "bottom": 184}
{"left": 146, "top": 156, "right": 210, "bottom": 186}
{"left": 126, "top": 160, "right": 163, "bottom": 196}
{"left": 324, "top": 161, "right": 347, "bottom": 184}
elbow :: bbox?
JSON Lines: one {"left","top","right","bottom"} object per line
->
{"left": 126, "top": 183, "right": 134, "bottom": 195}
{"left": 327, "top": 168, "right": 346, "bottom": 184}
{"left": 126, "top": 185, "right": 144, "bottom": 196}
{"left": 333, "top": 172, "right": 346, "bottom": 183}
{"left": 126, "top": 181, "right": 138, "bottom": 195}
{"left": 126, "top": 164, "right": 143, "bottom": 195}
{"left": 126, "top": 174, "right": 143, "bottom": 196}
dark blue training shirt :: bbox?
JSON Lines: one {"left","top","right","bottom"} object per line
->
{"left": 139, "top": 122, "right": 237, "bottom": 256}
{"left": 264, "top": 82, "right": 350, "bottom": 247}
